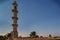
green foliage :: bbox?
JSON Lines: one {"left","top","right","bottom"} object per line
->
{"left": 6, "top": 33, "right": 11, "bottom": 37}
{"left": 0, "top": 35, "right": 6, "bottom": 40}
{"left": 30, "top": 31, "right": 39, "bottom": 38}
{"left": 40, "top": 36, "right": 43, "bottom": 38}
{"left": 0, "top": 32, "right": 11, "bottom": 40}
{"left": 49, "top": 34, "right": 52, "bottom": 37}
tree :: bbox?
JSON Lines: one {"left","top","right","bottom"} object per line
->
{"left": 4, "top": 32, "right": 11, "bottom": 40}
{"left": 49, "top": 34, "right": 52, "bottom": 38}
{"left": 40, "top": 36, "right": 43, "bottom": 38}
{"left": 6, "top": 33, "right": 11, "bottom": 37}
{"left": 0, "top": 35, "right": 5, "bottom": 40}
{"left": 30, "top": 31, "right": 39, "bottom": 38}
{"left": 0, "top": 32, "right": 11, "bottom": 40}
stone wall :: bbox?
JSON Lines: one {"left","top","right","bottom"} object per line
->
{"left": 14, "top": 37, "right": 60, "bottom": 40}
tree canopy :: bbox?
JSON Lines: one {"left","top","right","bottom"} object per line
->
{"left": 30, "top": 31, "right": 39, "bottom": 38}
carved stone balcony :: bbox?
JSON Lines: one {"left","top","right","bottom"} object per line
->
{"left": 12, "top": 24, "right": 18, "bottom": 27}
{"left": 12, "top": 16, "right": 18, "bottom": 20}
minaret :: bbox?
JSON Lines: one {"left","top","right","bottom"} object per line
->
{"left": 12, "top": 1, "right": 18, "bottom": 38}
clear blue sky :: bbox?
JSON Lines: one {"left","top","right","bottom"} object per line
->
{"left": 0, "top": 0, "right": 60, "bottom": 37}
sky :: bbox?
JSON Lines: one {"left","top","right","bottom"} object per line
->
{"left": 0, "top": 0, "right": 60, "bottom": 37}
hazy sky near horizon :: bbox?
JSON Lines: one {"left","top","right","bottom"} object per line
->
{"left": 0, "top": 0, "right": 60, "bottom": 37}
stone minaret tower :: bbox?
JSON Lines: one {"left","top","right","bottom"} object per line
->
{"left": 12, "top": 1, "right": 18, "bottom": 38}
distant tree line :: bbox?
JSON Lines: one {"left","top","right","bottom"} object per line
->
{"left": 0, "top": 32, "right": 11, "bottom": 40}
{"left": 1, "top": 31, "right": 59, "bottom": 40}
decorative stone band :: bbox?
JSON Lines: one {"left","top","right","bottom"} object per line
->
{"left": 12, "top": 24, "right": 18, "bottom": 27}
{"left": 12, "top": 9, "right": 18, "bottom": 13}
{"left": 12, "top": 31, "right": 18, "bottom": 32}
{"left": 12, "top": 16, "right": 18, "bottom": 20}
